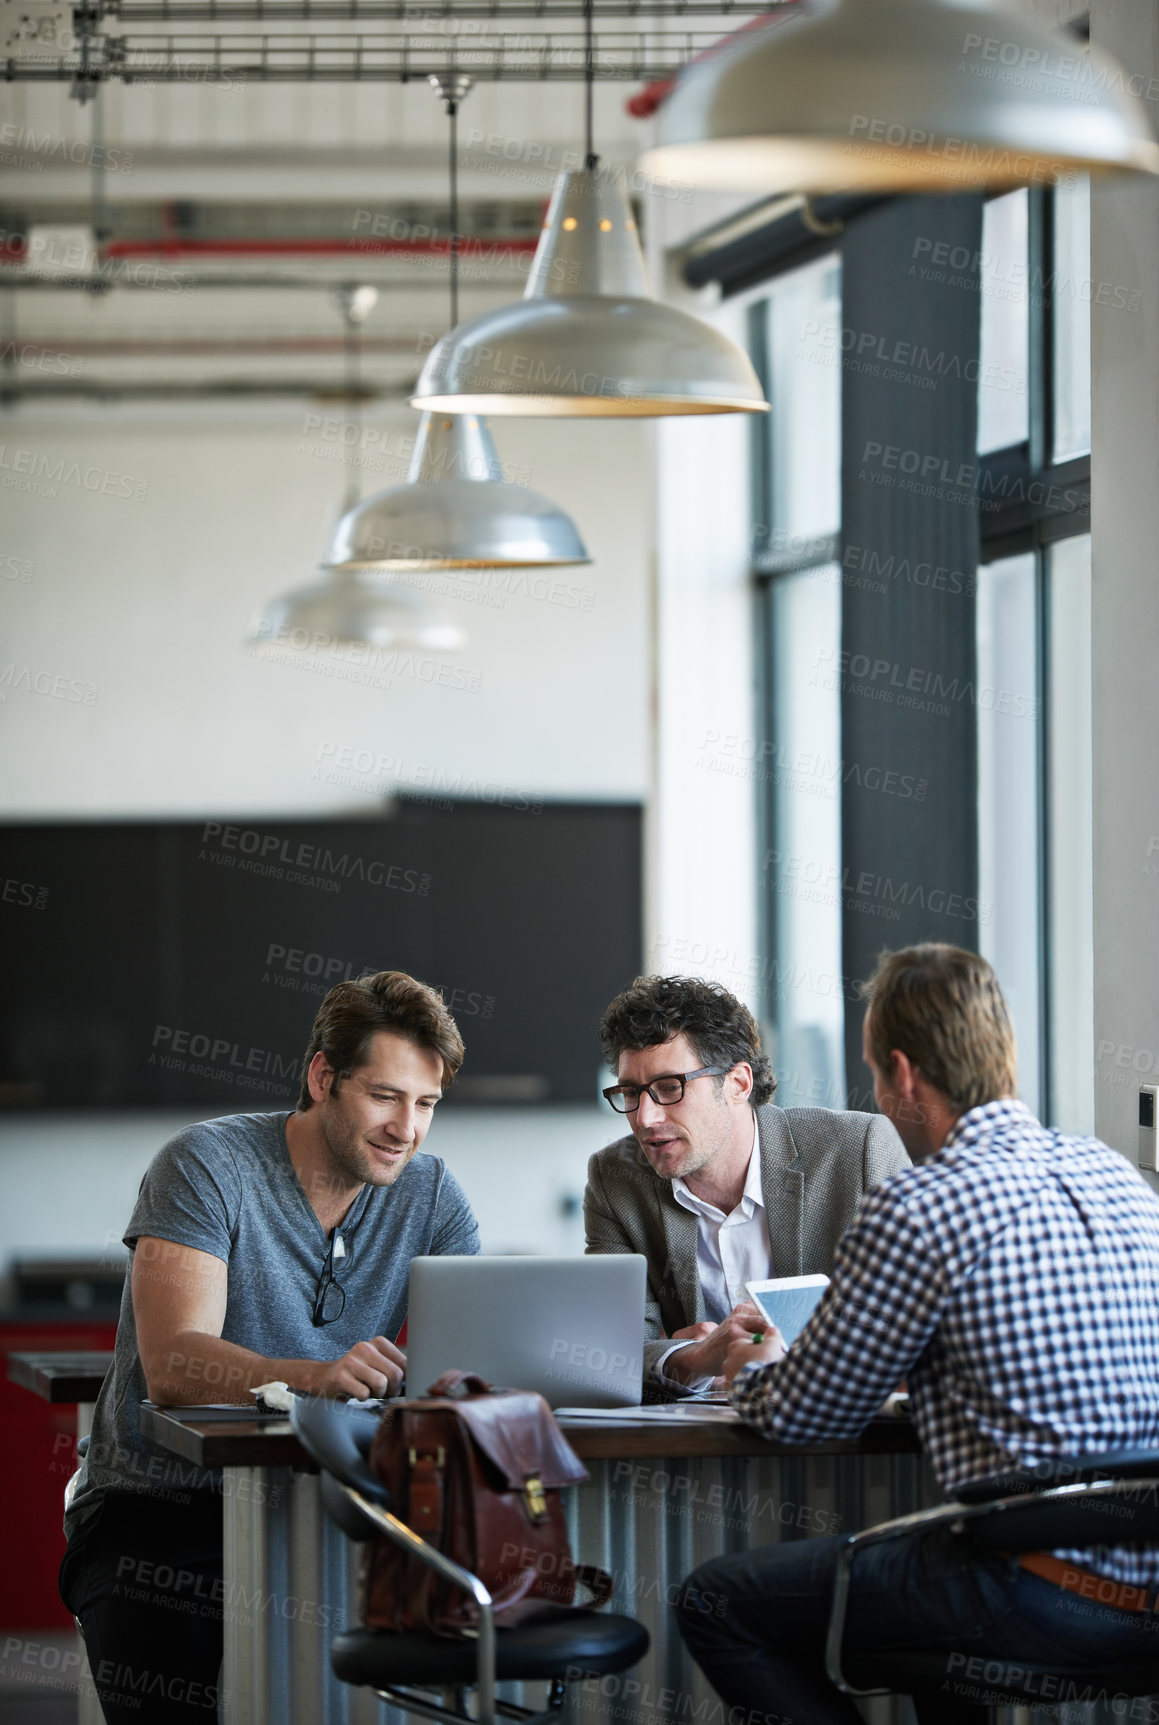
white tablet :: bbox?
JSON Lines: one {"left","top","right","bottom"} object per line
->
{"left": 745, "top": 1274, "right": 830, "bottom": 1347}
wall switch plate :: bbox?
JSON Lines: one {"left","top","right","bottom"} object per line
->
{"left": 1140, "top": 1086, "right": 1159, "bottom": 1171}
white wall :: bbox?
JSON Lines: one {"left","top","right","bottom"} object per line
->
{"left": 0, "top": 1106, "right": 613, "bottom": 1295}
{"left": 0, "top": 404, "right": 649, "bottom": 814}
{"left": 649, "top": 382, "right": 760, "bottom": 1005}
{"left": 641, "top": 203, "right": 761, "bottom": 1013}
{"left": 1090, "top": 0, "right": 1159, "bottom": 1168}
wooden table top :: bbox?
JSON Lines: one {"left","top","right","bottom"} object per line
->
{"left": 8, "top": 1350, "right": 113, "bottom": 1402}
{"left": 139, "top": 1402, "right": 921, "bottom": 1469}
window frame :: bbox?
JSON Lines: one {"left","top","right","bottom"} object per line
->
{"left": 976, "top": 183, "right": 1092, "bottom": 1124}
{"left": 749, "top": 276, "right": 850, "bottom": 1107}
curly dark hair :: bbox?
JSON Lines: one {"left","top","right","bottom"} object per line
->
{"left": 298, "top": 970, "right": 465, "bottom": 1108}
{"left": 599, "top": 975, "right": 775, "bottom": 1107}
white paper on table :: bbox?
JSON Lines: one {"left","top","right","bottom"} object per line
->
{"left": 554, "top": 1404, "right": 740, "bottom": 1422}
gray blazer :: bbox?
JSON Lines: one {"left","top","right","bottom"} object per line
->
{"left": 583, "top": 1103, "right": 910, "bottom": 1388}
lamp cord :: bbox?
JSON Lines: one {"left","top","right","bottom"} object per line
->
{"left": 448, "top": 97, "right": 459, "bottom": 330}
{"left": 343, "top": 298, "right": 362, "bottom": 510}
{"left": 584, "top": 0, "right": 597, "bottom": 171}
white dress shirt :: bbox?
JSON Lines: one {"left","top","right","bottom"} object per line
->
{"left": 653, "top": 1113, "right": 774, "bottom": 1391}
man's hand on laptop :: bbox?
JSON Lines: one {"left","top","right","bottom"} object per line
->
{"left": 300, "top": 1337, "right": 406, "bottom": 1400}
{"left": 664, "top": 1302, "right": 770, "bottom": 1387}
{"left": 722, "top": 1328, "right": 786, "bottom": 1386}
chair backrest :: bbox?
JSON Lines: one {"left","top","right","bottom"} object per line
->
{"left": 959, "top": 1450, "right": 1159, "bottom": 1501}
{"left": 320, "top": 1472, "right": 381, "bottom": 1542}
{"left": 965, "top": 1475, "right": 1159, "bottom": 1554}
{"left": 290, "top": 1397, "right": 389, "bottom": 1540}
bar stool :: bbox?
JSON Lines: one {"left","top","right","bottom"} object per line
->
{"left": 290, "top": 1396, "right": 650, "bottom": 1725}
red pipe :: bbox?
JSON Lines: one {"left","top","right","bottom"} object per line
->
{"left": 626, "top": 6, "right": 800, "bottom": 119}
{"left": 11, "top": 336, "right": 421, "bottom": 354}
{"left": 0, "top": 234, "right": 540, "bottom": 268}
{"left": 102, "top": 237, "right": 540, "bottom": 259}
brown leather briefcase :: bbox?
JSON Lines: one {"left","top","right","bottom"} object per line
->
{"left": 362, "top": 1370, "right": 612, "bottom": 1634}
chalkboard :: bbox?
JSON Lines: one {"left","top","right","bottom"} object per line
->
{"left": 0, "top": 801, "right": 641, "bottom": 1109}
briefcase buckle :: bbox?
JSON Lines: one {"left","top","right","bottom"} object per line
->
{"left": 408, "top": 1446, "right": 446, "bottom": 1469}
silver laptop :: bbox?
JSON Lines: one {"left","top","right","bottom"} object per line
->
{"left": 406, "top": 1255, "right": 647, "bottom": 1409}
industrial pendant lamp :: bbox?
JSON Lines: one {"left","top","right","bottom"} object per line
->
{"left": 249, "top": 570, "right": 467, "bottom": 654}
{"left": 248, "top": 284, "right": 467, "bottom": 654}
{"left": 412, "top": 3, "right": 767, "bottom": 417}
{"left": 324, "top": 78, "right": 590, "bottom": 569}
{"left": 639, "top": 0, "right": 1159, "bottom": 193}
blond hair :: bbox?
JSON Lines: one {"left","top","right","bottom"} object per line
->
{"left": 862, "top": 944, "right": 1017, "bottom": 1111}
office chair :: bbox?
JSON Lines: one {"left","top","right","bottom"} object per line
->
{"left": 826, "top": 1449, "right": 1159, "bottom": 1722}
{"left": 290, "top": 1397, "right": 650, "bottom": 1725}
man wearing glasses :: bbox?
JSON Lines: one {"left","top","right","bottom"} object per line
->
{"left": 587, "top": 974, "right": 907, "bottom": 1396}
{"left": 60, "top": 970, "right": 478, "bottom": 1725}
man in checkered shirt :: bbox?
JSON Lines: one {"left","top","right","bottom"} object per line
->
{"left": 676, "top": 942, "right": 1159, "bottom": 1725}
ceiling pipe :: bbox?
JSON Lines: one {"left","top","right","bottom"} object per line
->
{"left": 107, "top": 0, "right": 776, "bottom": 17}
{"left": 0, "top": 271, "right": 528, "bottom": 292}
{"left": 103, "top": 238, "right": 540, "bottom": 259}
{"left": 0, "top": 378, "right": 421, "bottom": 400}
{"left": 1, "top": 335, "right": 421, "bottom": 355}
{"left": 0, "top": 237, "right": 540, "bottom": 265}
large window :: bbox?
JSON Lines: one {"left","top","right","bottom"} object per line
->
{"left": 753, "top": 255, "right": 844, "bottom": 1108}
{"left": 977, "top": 190, "right": 1030, "bottom": 457}
{"left": 1045, "top": 534, "right": 1094, "bottom": 1133}
{"left": 976, "top": 550, "right": 1041, "bottom": 1113}
{"left": 751, "top": 180, "right": 1093, "bottom": 1129}
{"left": 765, "top": 569, "right": 844, "bottom": 1109}
{"left": 974, "top": 181, "right": 1093, "bottom": 1129}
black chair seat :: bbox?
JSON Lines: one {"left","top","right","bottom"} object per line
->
{"left": 332, "top": 1609, "right": 650, "bottom": 1687}
{"left": 845, "top": 1652, "right": 1159, "bottom": 1710}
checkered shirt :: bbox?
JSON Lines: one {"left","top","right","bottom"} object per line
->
{"left": 730, "top": 1099, "right": 1159, "bottom": 1586}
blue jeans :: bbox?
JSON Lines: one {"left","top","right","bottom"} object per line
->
{"left": 676, "top": 1526, "right": 1159, "bottom": 1725}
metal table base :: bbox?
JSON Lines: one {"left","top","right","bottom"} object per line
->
{"left": 220, "top": 1450, "right": 938, "bottom": 1725}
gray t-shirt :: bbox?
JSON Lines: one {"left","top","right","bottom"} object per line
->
{"left": 65, "top": 1110, "right": 479, "bottom": 1537}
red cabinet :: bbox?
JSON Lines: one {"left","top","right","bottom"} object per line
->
{"left": 0, "top": 1320, "right": 117, "bottom": 1630}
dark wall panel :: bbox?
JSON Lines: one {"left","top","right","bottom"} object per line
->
{"left": 0, "top": 803, "right": 641, "bottom": 1110}
{"left": 840, "top": 194, "right": 984, "bottom": 1097}
{"left": 0, "top": 826, "right": 164, "bottom": 1106}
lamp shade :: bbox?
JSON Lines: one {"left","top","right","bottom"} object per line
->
{"left": 324, "top": 412, "right": 590, "bottom": 569}
{"left": 249, "top": 568, "right": 466, "bottom": 654}
{"left": 639, "top": 0, "right": 1159, "bottom": 193}
{"left": 412, "top": 169, "right": 768, "bottom": 417}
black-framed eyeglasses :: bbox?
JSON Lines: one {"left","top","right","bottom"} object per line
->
{"left": 602, "top": 1066, "right": 726, "bottom": 1115}
{"left": 311, "top": 1230, "right": 348, "bottom": 1327}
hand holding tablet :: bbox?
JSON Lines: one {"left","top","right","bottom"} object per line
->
{"left": 720, "top": 1276, "right": 831, "bottom": 1387}
{"left": 745, "top": 1274, "right": 830, "bottom": 1348}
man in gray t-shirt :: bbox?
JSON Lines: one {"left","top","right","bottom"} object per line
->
{"left": 60, "top": 970, "right": 480, "bottom": 1725}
